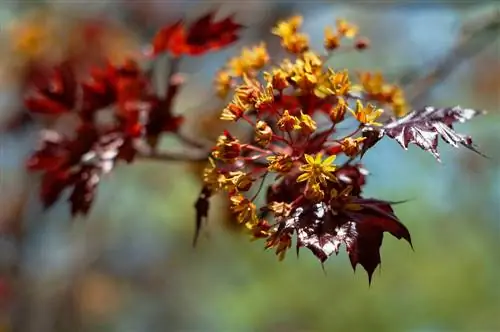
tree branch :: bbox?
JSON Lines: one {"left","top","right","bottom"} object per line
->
{"left": 400, "top": 10, "right": 500, "bottom": 104}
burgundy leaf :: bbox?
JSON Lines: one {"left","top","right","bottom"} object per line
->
{"left": 24, "top": 63, "right": 77, "bottom": 115}
{"left": 68, "top": 165, "right": 100, "bottom": 217}
{"left": 40, "top": 171, "right": 73, "bottom": 209}
{"left": 193, "top": 186, "right": 211, "bottom": 247}
{"left": 361, "top": 106, "right": 485, "bottom": 161}
{"left": 268, "top": 197, "right": 411, "bottom": 282}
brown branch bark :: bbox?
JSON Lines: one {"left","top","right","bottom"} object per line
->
{"left": 400, "top": 10, "right": 500, "bottom": 105}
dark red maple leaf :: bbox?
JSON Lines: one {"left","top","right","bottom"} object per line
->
{"left": 334, "top": 164, "right": 368, "bottom": 196}
{"left": 268, "top": 198, "right": 411, "bottom": 283}
{"left": 24, "top": 62, "right": 77, "bottom": 115}
{"left": 28, "top": 126, "right": 137, "bottom": 216}
{"left": 361, "top": 106, "right": 486, "bottom": 161}
{"left": 193, "top": 186, "right": 211, "bottom": 247}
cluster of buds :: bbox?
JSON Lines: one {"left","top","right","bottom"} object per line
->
{"left": 197, "top": 15, "right": 484, "bottom": 282}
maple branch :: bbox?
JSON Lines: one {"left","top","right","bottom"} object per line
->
{"left": 401, "top": 10, "right": 500, "bottom": 104}
{"left": 137, "top": 150, "right": 209, "bottom": 162}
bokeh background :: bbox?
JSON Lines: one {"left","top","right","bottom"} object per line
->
{"left": 0, "top": 1, "right": 499, "bottom": 331}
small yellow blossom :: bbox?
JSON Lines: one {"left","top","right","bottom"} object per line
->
{"left": 272, "top": 15, "right": 303, "bottom": 39}
{"left": 329, "top": 97, "right": 348, "bottom": 123}
{"left": 297, "top": 153, "right": 337, "bottom": 185}
{"left": 268, "top": 201, "right": 293, "bottom": 218}
{"left": 266, "top": 234, "right": 292, "bottom": 261}
{"left": 324, "top": 27, "right": 341, "bottom": 50}
{"left": 225, "top": 171, "right": 254, "bottom": 192}
{"left": 202, "top": 158, "right": 221, "bottom": 191}
{"left": 329, "top": 69, "right": 351, "bottom": 96}
{"left": 350, "top": 100, "right": 384, "bottom": 126}
{"left": 264, "top": 68, "right": 289, "bottom": 90}
{"left": 304, "top": 182, "right": 325, "bottom": 201}
{"left": 214, "top": 70, "right": 232, "bottom": 99}
{"left": 234, "top": 75, "right": 260, "bottom": 105}
{"left": 277, "top": 110, "right": 300, "bottom": 132}
{"left": 254, "top": 83, "right": 275, "bottom": 111}
{"left": 212, "top": 133, "right": 241, "bottom": 161}
{"left": 255, "top": 120, "right": 273, "bottom": 147}
{"left": 282, "top": 33, "right": 309, "bottom": 54}
{"left": 340, "top": 137, "right": 366, "bottom": 157}
{"left": 247, "top": 42, "right": 270, "bottom": 69}
{"left": 227, "top": 56, "right": 250, "bottom": 77}
{"left": 267, "top": 154, "right": 294, "bottom": 174}
{"left": 220, "top": 96, "right": 247, "bottom": 121}
{"left": 289, "top": 51, "right": 323, "bottom": 91}
{"left": 298, "top": 112, "right": 317, "bottom": 135}
{"left": 230, "top": 194, "right": 258, "bottom": 224}
{"left": 336, "top": 19, "right": 358, "bottom": 38}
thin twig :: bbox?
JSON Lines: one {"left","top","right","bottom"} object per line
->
{"left": 401, "top": 10, "right": 500, "bottom": 104}
{"left": 137, "top": 150, "right": 209, "bottom": 162}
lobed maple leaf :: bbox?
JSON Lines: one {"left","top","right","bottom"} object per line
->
{"left": 28, "top": 126, "right": 138, "bottom": 216}
{"left": 24, "top": 62, "right": 77, "bottom": 115}
{"left": 361, "top": 106, "right": 486, "bottom": 161}
{"left": 269, "top": 198, "right": 411, "bottom": 283}
{"left": 151, "top": 12, "right": 244, "bottom": 57}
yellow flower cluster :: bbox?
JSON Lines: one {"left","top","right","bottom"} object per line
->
{"left": 202, "top": 15, "right": 410, "bottom": 261}
{"left": 357, "top": 72, "right": 408, "bottom": 117}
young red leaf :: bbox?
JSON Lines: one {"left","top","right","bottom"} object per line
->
{"left": 361, "top": 106, "right": 486, "bottom": 161}
{"left": 151, "top": 21, "right": 183, "bottom": 56}
{"left": 185, "top": 12, "right": 243, "bottom": 55}
{"left": 24, "top": 63, "right": 77, "bottom": 115}
{"left": 68, "top": 165, "right": 100, "bottom": 217}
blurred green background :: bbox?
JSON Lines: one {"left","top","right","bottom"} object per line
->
{"left": 0, "top": 1, "right": 499, "bottom": 331}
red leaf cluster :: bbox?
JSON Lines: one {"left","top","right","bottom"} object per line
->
{"left": 23, "top": 11, "right": 243, "bottom": 216}
{"left": 151, "top": 12, "right": 243, "bottom": 57}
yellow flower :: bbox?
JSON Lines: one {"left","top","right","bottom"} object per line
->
{"left": 202, "top": 158, "right": 221, "bottom": 191}
{"left": 267, "top": 154, "right": 294, "bottom": 174}
{"left": 248, "top": 42, "right": 270, "bottom": 70}
{"left": 336, "top": 19, "right": 358, "bottom": 38}
{"left": 289, "top": 52, "right": 323, "bottom": 91}
{"left": 324, "top": 27, "right": 341, "bottom": 50}
{"left": 214, "top": 70, "right": 232, "bottom": 99}
{"left": 212, "top": 133, "right": 241, "bottom": 161}
{"left": 329, "top": 69, "right": 351, "bottom": 96}
{"left": 225, "top": 171, "right": 254, "bottom": 192}
{"left": 235, "top": 75, "right": 260, "bottom": 105}
{"left": 272, "top": 15, "right": 303, "bottom": 39}
{"left": 297, "top": 153, "right": 337, "bottom": 185}
{"left": 329, "top": 97, "right": 348, "bottom": 123}
{"left": 220, "top": 96, "right": 247, "bottom": 121}
{"left": 298, "top": 112, "right": 317, "bottom": 135}
{"left": 255, "top": 120, "right": 273, "bottom": 147}
{"left": 350, "top": 100, "right": 384, "bottom": 126}
{"left": 304, "top": 182, "right": 325, "bottom": 201}
{"left": 230, "top": 194, "right": 258, "bottom": 224}
{"left": 268, "top": 201, "right": 293, "bottom": 218}
{"left": 264, "top": 68, "right": 289, "bottom": 90}
{"left": 340, "top": 137, "right": 366, "bottom": 157}
{"left": 277, "top": 110, "right": 300, "bottom": 132}
{"left": 254, "top": 83, "right": 274, "bottom": 112}
{"left": 227, "top": 56, "right": 250, "bottom": 77}
{"left": 282, "top": 33, "right": 309, "bottom": 54}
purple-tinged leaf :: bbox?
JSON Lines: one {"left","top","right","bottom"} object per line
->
{"left": 361, "top": 106, "right": 486, "bottom": 161}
